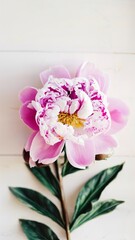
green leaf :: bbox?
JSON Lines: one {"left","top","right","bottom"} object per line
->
{"left": 70, "top": 199, "right": 124, "bottom": 231}
{"left": 26, "top": 165, "right": 61, "bottom": 199}
{"left": 20, "top": 219, "right": 60, "bottom": 240}
{"left": 71, "top": 163, "right": 124, "bottom": 223}
{"left": 9, "top": 187, "right": 64, "bottom": 228}
{"left": 62, "top": 161, "right": 86, "bottom": 177}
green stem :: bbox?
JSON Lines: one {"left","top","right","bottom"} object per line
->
{"left": 54, "top": 159, "right": 71, "bottom": 240}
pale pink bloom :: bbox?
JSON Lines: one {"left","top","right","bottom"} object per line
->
{"left": 19, "top": 62, "right": 129, "bottom": 168}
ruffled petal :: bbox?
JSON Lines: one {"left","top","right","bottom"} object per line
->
{"left": 77, "top": 91, "right": 93, "bottom": 119}
{"left": 66, "top": 139, "right": 95, "bottom": 168}
{"left": 19, "top": 87, "right": 37, "bottom": 103}
{"left": 20, "top": 102, "right": 39, "bottom": 130}
{"left": 30, "top": 132, "right": 64, "bottom": 164}
{"left": 94, "top": 134, "right": 118, "bottom": 154}
{"left": 25, "top": 132, "right": 37, "bottom": 151}
{"left": 40, "top": 66, "right": 71, "bottom": 85}
{"left": 108, "top": 98, "right": 129, "bottom": 134}
{"left": 76, "top": 62, "right": 110, "bottom": 93}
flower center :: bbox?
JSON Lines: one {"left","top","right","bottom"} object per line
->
{"left": 58, "top": 112, "right": 85, "bottom": 128}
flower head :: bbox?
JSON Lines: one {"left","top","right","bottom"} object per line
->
{"left": 19, "top": 62, "right": 129, "bottom": 168}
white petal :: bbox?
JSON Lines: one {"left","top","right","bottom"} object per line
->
{"left": 55, "top": 122, "right": 68, "bottom": 137}
{"left": 56, "top": 98, "right": 68, "bottom": 112}
{"left": 32, "top": 101, "right": 42, "bottom": 112}
{"left": 69, "top": 99, "right": 80, "bottom": 114}
{"left": 77, "top": 92, "right": 93, "bottom": 119}
{"left": 46, "top": 105, "right": 60, "bottom": 117}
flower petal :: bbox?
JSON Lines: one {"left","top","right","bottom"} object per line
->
{"left": 94, "top": 134, "right": 118, "bottom": 154}
{"left": 40, "top": 66, "right": 71, "bottom": 85}
{"left": 30, "top": 132, "right": 64, "bottom": 164}
{"left": 77, "top": 91, "right": 93, "bottom": 119}
{"left": 69, "top": 99, "right": 80, "bottom": 114}
{"left": 20, "top": 102, "right": 39, "bottom": 130}
{"left": 66, "top": 139, "right": 95, "bottom": 168}
{"left": 29, "top": 158, "right": 36, "bottom": 167}
{"left": 19, "top": 87, "right": 37, "bottom": 103}
{"left": 76, "top": 62, "right": 110, "bottom": 93}
{"left": 108, "top": 98, "right": 129, "bottom": 134}
{"left": 25, "top": 132, "right": 37, "bottom": 151}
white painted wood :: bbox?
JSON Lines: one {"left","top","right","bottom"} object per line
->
{"left": 0, "top": 156, "right": 134, "bottom": 239}
{"left": 0, "top": 0, "right": 134, "bottom": 53}
{"left": 0, "top": 53, "right": 134, "bottom": 156}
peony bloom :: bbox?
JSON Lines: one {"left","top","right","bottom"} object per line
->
{"left": 19, "top": 62, "right": 129, "bottom": 168}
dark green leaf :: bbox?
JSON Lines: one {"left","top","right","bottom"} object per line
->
{"left": 26, "top": 165, "right": 61, "bottom": 199}
{"left": 9, "top": 187, "right": 64, "bottom": 228}
{"left": 62, "top": 161, "right": 86, "bottom": 177}
{"left": 70, "top": 199, "right": 124, "bottom": 231}
{"left": 20, "top": 219, "right": 60, "bottom": 240}
{"left": 72, "top": 163, "right": 124, "bottom": 222}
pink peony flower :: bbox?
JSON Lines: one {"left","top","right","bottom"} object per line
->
{"left": 19, "top": 62, "right": 129, "bottom": 168}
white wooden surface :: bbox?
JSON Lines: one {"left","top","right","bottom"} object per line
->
{"left": 0, "top": 0, "right": 135, "bottom": 239}
{"left": 0, "top": 0, "right": 134, "bottom": 53}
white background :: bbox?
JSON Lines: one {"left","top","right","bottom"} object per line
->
{"left": 0, "top": 0, "right": 135, "bottom": 239}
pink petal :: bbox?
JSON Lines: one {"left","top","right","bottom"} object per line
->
{"left": 20, "top": 102, "right": 39, "bottom": 131}
{"left": 76, "top": 62, "right": 110, "bottom": 93}
{"left": 66, "top": 139, "right": 95, "bottom": 168}
{"left": 25, "top": 132, "right": 37, "bottom": 151}
{"left": 30, "top": 132, "right": 64, "bottom": 164}
{"left": 108, "top": 98, "right": 129, "bottom": 134}
{"left": 94, "top": 134, "right": 118, "bottom": 154}
{"left": 76, "top": 62, "right": 94, "bottom": 78}
{"left": 40, "top": 66, "right": 71, "bottom": 85}
{"left": 19, "top": 87, "right": 37, "bottom": 103}
{"left": 29, "top": 158, "right": 36, "bottom": 167}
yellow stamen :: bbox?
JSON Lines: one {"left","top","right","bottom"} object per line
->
{"left": 58, "top": 112, "right": 85, "bottom": 128}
